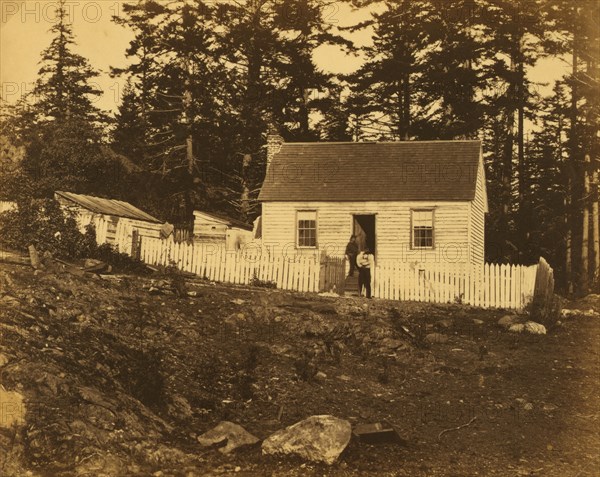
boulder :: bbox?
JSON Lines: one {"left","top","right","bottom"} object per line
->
{"left": 0, "top": 388, "right": 25, "bottom": 429}
{"left": 262, "top": 415, "right": 351, "bottom": 465}
{"left": 197, "top": 421, "right": 259, "bottom": 454}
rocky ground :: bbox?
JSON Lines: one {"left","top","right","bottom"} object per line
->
{"left": 0, "top": 259, "right": 599, "bottom": 476}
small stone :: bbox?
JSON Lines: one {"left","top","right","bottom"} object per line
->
{"left": 436, "top": 319, "right": 453, "bottom": 329}
{"left": 315, "top": 371, "right": 327, "bottom": 380}
{"left": 498, "top": 315, "right": 519, "bottom": 328}
{"left": 0, "top": 353, "right": 9, "bottom": 367}
{"left": 424, "top": 333, "right": 448, "bottom": 344}
{"left": 543, "top": 403, "right": 558, "bottom": 412}
{"left": 338, "top": 374, "right": 351, "bottom": 381}
{"left": 380, "top": 337, "right": 405, "bottom": 350}
{"left": 523, "top": 403, "right": 534, "bottom": 411}
{"left": 472, "top": 319, "right": 484, "bottom": 325}
{"left": 524, "top": 321, "right": 546, "bottom": 335}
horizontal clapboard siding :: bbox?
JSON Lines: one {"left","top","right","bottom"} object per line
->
{"left": 262, "top": 201, "right": 473, "bottom": 264}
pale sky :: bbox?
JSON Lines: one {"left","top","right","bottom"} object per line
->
{"left": 0, "top": 1, "right": 567, "bottom": 114}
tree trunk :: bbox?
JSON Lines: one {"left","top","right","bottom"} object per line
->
{"left": 183, "top": 60, "right": 195, "bottom": 218}
{"left": 568, "top": 36, "right": 579, "bottom": 293}
{"left": 582, "top": 154, "right": 591, "bottom": 291}
{"left": 402, "top": 73, "right": 410, "bottom": 141}
{"left": 592, "top": 168, "right": 599, "bottom": 285}
{"left": 566, "top": 178, "right": 573, "bottom": 293}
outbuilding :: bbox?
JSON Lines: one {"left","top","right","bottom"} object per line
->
{"left": 55, "top": 191, "right": 164, "bottom": 255}
{"left": 192, "top": 210, "right": 254, "bottom": 251}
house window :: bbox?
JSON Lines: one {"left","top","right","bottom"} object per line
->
{"left": 412, "top": 209, "right": 434, "bottom": 249}
{"left": 297, "top": 210, "right": 317, "bottom": 248}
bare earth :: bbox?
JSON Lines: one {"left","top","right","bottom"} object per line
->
{"left": 0, "top": 260, "right": 598, "bottom": 477}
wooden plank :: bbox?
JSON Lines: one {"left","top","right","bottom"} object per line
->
{"left": 493, "top": 263, "right": 499, "bottom": 309}
{"left": 288, "top": 257, "right": 296, "bottom": 291}
{"left": 505, "top": 264, "right": 511, "bottom": 309}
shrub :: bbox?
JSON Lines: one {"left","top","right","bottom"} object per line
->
{"left": 94, "top": 243, "right": 150, "bottom": 275}
{"left": 0, "top": 198, "right": 150, "bottom": 273}
{"left": 0, "top": 198, "right": 96, "bottom": 259}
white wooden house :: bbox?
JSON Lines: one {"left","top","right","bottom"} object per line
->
{"left": 55, "top": 191, "right": 164, "bottom": 254}
{"left": 192, "top": 210, "right": 254, "bottom": 251}
{"left": 258, "top": 137, "right": 488, "bottom": 266}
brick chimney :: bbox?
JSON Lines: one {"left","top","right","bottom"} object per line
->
{"left": 266, "top": 128, "right": 283, "bottom": 168}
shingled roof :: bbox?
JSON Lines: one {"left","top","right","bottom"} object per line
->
{"left": 258, "top": 140, "right": 482, "bottom": 202}
{"left": 55, "top": 191, "right": 162, "bottom": 224}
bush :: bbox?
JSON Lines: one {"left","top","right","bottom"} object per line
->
{"left": 0, "top": 198, "right": 150, "bottom": 274}
{"left": 0, "top": 198, "right": 96, "bottom": 259}
{"left": 94, "top": 243, "right": 150, "bottom": 275}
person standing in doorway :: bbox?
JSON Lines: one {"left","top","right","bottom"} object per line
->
{"left": 345, "top": 235, "right": 359, "bottom": 277}
{"left": 356, "top": 247, "right": 374, "bottom": 298}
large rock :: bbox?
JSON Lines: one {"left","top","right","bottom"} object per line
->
{"left": 197, "top": 421, "right": 259, "bottom": 454}
{"left": 262, "top": 415, "right": 351, "bottom": 465}
{"left": 0, "top": 388, "right": 25, "bottom": 429}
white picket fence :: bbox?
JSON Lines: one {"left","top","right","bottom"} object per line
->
{"left": 372, "top": 262, "right": 538, "bottom": 310}
{"left": 140, "top": 236, "right": 319, "bottom": 292}
{"left": 138, "top": 236, "right": 541, "bottom": 310}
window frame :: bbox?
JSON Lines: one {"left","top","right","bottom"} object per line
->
{"left": 296, "top": 209, "right": 318, "bottom": 249}
{"left": 410, "top": 208, "right": 435, "bottom": 250}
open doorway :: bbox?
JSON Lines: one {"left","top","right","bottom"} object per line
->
{"left": 353, "top": 214, "right": 376, "bottom": 254}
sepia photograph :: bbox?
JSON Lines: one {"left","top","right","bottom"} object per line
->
{"left": 0, "top": 0, "right": 598, "bottom": 475}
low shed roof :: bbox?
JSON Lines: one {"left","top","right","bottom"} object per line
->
{"left": 55, "top": 191, "right": 161, "bottom": 224}
{"left": 193, "top": 210, "right": 254, "bottom": 231}
{"left": 259, "top": 140, "right": 482, "bottom": 202}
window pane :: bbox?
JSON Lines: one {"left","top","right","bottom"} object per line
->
{"left": 413, "top": 209, "right": 434, "bottom": 248}
{"left": 297, "top": 212, "right": 317, "bottom": 247}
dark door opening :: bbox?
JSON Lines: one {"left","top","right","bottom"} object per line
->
{"left": 353, "top": 214, "right": 376, "bottom": 254}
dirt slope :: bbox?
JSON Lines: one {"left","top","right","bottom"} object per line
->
{"left": 0, "top": 262, "right": 598, "bottom": 476}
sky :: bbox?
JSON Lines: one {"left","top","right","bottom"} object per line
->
{"left": 0, "top": 0, "right": 568, "bottom": 114}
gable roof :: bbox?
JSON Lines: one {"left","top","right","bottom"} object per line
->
{"left": 193, "top": 210, "right": 254, "bottom": 231}
{"left": 259, "top": 140, "right": 482, "bottom": 202}
{"left": 55, "top": 191, "right": 162, "bottom": 224}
